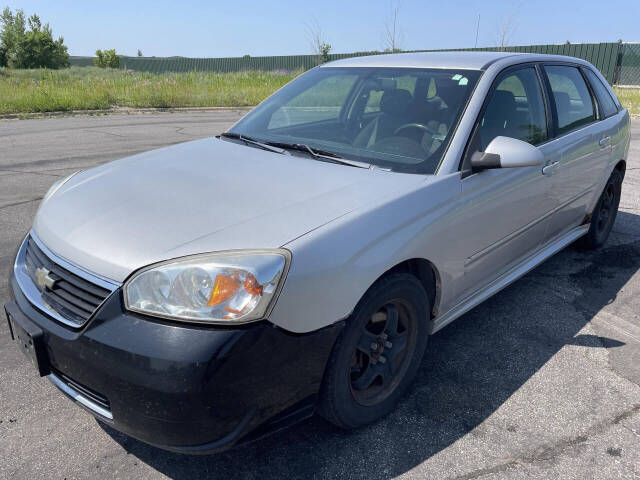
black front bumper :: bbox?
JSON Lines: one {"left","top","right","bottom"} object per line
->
{"left": 6, "top": 273, "right": 342, "bottom": 453}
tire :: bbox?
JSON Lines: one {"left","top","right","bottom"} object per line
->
{"left": 317, "top": 273, "right": 430, "bottom": 429}
{"left": 577, "top": 168, "right": 622, "bottom": 250}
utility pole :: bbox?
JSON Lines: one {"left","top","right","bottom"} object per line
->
{"left": 474, "top": 14, "right": 480, "bottom": 48}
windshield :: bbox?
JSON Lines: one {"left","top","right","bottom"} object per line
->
{"left": 228, "top": 67, "right": 481, "bottom": 173}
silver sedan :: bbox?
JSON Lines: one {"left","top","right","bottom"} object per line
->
{"left": 5, "top": 51, "right": 630, "bottom": 452}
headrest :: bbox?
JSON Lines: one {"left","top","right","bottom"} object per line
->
{"left": 554, "top": 91, "right": 571, "bottom": 112}
{"left": 483, "top": 90, "right": 517, "bottom": 123}
{"left": 434, "top": 81, "right": 466, "bottom": 109}
{"left": 380, "top": 89, "right": 412, "bottom": 117}
{"left": 492, "top": 90, "right": 517, "bottom": 110}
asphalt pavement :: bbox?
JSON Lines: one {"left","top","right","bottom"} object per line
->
{"left": 1, "top": 112, "right": 639, "bottom": 480}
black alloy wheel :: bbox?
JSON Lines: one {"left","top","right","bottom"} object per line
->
{"left": 596, "top": 180, "right": 617, "bottom": 235}
{"left": 577, "top": 168, "right": 623, "bottom": 250}
{"left": 349, "top": 300, "right": 417, "bottom": 406}
{"left": 318, "top": 273, "right": 430, "bottom": 429}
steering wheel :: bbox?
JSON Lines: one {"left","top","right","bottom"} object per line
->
{"left": 370, "top": 136, "right": 428, "bottom": 160}
{"left": 393, "top": 122, "right": 437, "bottom": 137}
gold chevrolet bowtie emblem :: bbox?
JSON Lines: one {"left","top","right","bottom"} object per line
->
{"left": 35, "top": 266, "right": 56, "bottom": 290}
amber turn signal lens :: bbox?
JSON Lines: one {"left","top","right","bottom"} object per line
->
{"left": 207, "top": 274, "right": 240, "bottom": 306}
{"left": 244, "top": 274, "right": 263, "bottom": 296}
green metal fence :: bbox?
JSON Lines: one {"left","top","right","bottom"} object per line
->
{"left": 438, "top": 43, "right": 620, "bottom": 84}
{"left": 618, "top": 43, "right": 640, "bottom": 86}
{"left": 69, "top": 42, "right": 639, "bottom": 85}
{"left": 69, "top": 56, "right": 94, "bottom": 67}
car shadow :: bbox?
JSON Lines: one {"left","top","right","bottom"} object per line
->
{"left": 101, "top": 211, "right": 640, "bottom": 479}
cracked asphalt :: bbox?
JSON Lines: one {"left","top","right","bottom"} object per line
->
{"left": 1, "top": 112, "right": 639, "bottom": 480}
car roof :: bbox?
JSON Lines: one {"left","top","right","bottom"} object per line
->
{"left": 323, "top": 51, "right": 590, "bottom": 70}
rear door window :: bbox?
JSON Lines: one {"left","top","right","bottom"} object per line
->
{"left": 583, "top": 68, "right": 618, "bottom": 119}
{"left": 544, "top": 65, "right": 596, "bottom": 134}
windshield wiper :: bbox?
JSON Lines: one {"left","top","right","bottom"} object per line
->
{"left": 264, "top": 141, "right": 371, "bottom": 169}
{"left": 218, "top": 132, "right": 289, "bottom": 155}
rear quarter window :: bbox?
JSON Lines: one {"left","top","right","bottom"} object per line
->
{"left": 583, "top": 68, "right": 619, "bottom": 118}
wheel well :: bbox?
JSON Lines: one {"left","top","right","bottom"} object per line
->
{"left": 583, "top": 159, "right": 627, "bottom": 225}
{"left": 383, "top": 259, "right": 440, "bottom": 318}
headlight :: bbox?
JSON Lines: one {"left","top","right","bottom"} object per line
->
{"left": 41, "top": 171, "right": 82, "bottom": 205}
{"left": 124, "top": 250, "right": 289, "bottom": 324}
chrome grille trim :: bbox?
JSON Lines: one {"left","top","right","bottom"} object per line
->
{"left": 49, "top": 372, "right": 113, "bottom": 420}
{"left": 13, "top": 231, "right": 121, "bottom": 328}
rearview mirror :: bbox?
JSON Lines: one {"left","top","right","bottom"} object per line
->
{"left": 471, "top": 136, "right": 545, "bottom": 172}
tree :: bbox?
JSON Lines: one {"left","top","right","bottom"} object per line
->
{"left": 94, "top": 49, "right": 120, "bottom": 68}
{"left": 17, "top": 15, "right": 70, "bottom": 69}
{"left": 305, "top": 17, "right": 331, "bottom": 64}
{"left": 383, "top": 0, "right": 403, "bottom": 53}
{"left": 495, "top": 12, "right": 517, "bottom": 51}
{"left": 0, "top": 8, "right": 69, "bottom": 68}
{"left": 137, "top": 49, "right": 143, "bottom": 57}
{"left": 319, "top": 42, "right": 331, "bottom": 63}
{"left": 1, "top": 7, "right": 26, "bottom": 67}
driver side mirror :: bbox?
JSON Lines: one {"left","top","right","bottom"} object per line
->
{"left": 471, "top": 136, "right": 545, "bottom": 172}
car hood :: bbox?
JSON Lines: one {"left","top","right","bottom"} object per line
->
{"left": 34, "top": 137, "right": 426, "bottom": 282}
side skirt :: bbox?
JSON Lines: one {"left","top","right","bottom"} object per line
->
{"left": 430, "top": 225, "right": 589, "bottom": 334}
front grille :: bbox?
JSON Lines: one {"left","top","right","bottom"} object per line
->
{"left": 24, "top": 236, "right": 113, "bottom": 326}
{"left": 52, "top": 368, "right": 111, "bottom": 413}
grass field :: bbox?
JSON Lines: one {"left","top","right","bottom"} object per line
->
{"left": 613, "top": 87, "right": 640, "bottom": 116}
{"left": 0, "top": 67, "right": 638, "bottom": 116}
{"left": 0, "top": 67, "right": 299, "bottom": 114}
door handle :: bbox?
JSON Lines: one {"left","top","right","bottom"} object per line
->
{"left": 542, "top": 161, "right": 559, "bottom": 176}
{"left": 599, "top": 136, "right": 611, "bottom": 148}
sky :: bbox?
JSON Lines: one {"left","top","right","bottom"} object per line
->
{"left": 5, "top": 0, "right": 640, "bottom": 58}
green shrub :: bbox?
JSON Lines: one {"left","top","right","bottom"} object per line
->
{"left": 94, "top": 49, "right": 120, "bottom": 68}
{"left": 0, "top": 8, "right": 69, "bottom": 69}
{"left": 319, "top": 42, "right": 331, "bottom": 64}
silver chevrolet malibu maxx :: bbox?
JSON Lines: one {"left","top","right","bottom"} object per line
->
{"left": 5, "top": 52, "right": 630, "bottom": 453}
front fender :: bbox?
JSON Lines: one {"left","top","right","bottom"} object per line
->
{"left": 268, "top": 174, "right": 462, "bottom": 333}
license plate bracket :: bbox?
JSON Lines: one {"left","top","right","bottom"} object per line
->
{"left": 5, "top": 304, "right": 50, "bottom": 377}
